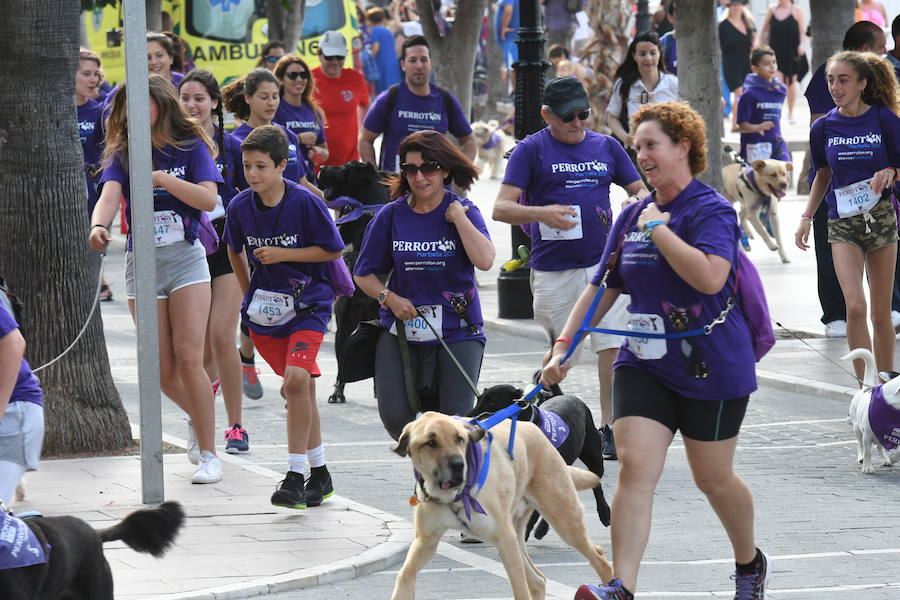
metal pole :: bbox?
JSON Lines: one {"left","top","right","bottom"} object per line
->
{"left": 123, "top": 0, "right": 164, "bottom": 504}
{"left": 636, "top": 0, "right": 651, "bottom": 35}
{"left": 496, "top": 0, "right": 548, "bottom": 319}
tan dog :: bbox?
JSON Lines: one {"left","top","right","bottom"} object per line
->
{"left": 722, "top": 158, "right": 793, "bottom": 263}
{"left": 471, "top": 120, "right": 512, "bottom": 179}
{"left": 391, "top": 411, "right": 612, "bottom": 600}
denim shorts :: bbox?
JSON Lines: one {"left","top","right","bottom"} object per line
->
{"left": 828, "top": 198, "right": 899, "bottom": 252}
{"left": 125, "top": 239, "right": 210, "bottom": 299}
{"left": 0, "top": 401, "right": 45, "bottom": 470}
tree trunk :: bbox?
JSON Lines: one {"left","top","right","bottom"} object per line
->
{"left": 0, "top": 0, "right": 132, "bottom": 454}
{"left": 581, "top": 0, "right": 631, "bottom": 134}
{"left": 676, "top": 0, "right": 723, "bottom": 190}
{"left": 146, "top": 0, "right": 163, "bottom": 32}
{"left": 267, "top": 0, "right": 305, "bottom": 53}
{"left": 417, "top": 0, "right": 486, "bottom": 118}
{"left": 810, "top": 0, "right": 856, "bottom": 71}
{"left": 484, "top": 3, "right": 507, "bottom": 121}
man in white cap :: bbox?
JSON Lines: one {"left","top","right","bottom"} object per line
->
{"left": 312, "top": 30, "right": 370, "bottom": 167}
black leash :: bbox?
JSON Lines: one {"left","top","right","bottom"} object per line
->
{"left": 414, "top": 308, "right": 480, "bottom": 397}
{"left": 396, "top": 319, "right": 420, "bottom": 415}
{"left": 773, "top": 320, "right": 864, "bottom": 387}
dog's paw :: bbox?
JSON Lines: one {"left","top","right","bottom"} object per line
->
{"left": 881, "top": 457, "right": 894, "bottom": 467}
{"left": 861, "top": 463, "right": 876, "bottom": 474}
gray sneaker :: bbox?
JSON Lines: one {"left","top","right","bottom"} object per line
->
{"left": 242, "top": 361, "right": 264, "bottom": 399}
{"left": 600, "top": 425, "right": 617, "bottom": 461}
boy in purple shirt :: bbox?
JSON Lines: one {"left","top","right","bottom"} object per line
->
{"left": 225, "top": 126, "right": 345, "bottom": 510}
{"left": 737, "top": 47, "right": 790, "bottom": 162}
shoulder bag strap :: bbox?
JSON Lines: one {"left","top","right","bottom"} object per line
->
{"left": 395, "top": 318, "right": 420, "bottom": 415}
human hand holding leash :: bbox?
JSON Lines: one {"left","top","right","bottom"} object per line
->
{"left": 384, "top": 293, "right": 417, "bottom": 321}
{"left": 88, "top": 224, "right": 111, "bottom": 252}
{"left": 540, "top": 347, "right": 571, "bottom": 386}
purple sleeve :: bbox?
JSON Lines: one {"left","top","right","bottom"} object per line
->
{"left": 591, "top": 200, "right": 642, "bottom": 288}
{"left": 353, "top": 204, "right": 395, "bottom": 276}
{"left": 362, "top": 90, "right": 390, "bottom": 134}
{"left": 461, "top": 199, "right": 491, "bottom": 239}
{"left": 229, "top": 134, "right": 247, "bottom": 190}
{"left": 501, "top": 139, "right": 532, "bottom": 189}
{"left": 302, "top": 192, "right": 345, "bottom": 252}
{"left": 316, "top": 112, "right": 327, "bottom": 145}
{"left": 689, "top": 200, "right": 740, "bottom": 262}
{"left": 285, "top": 129, "right": 306, "bottom": 182}
{"left": 880, "top": 106, "right": 900, "bottom": 167}
{"left": 809, "top": 118, "right": 827, "bottom": 170}
{"left": 224, "top": 192, "right": 249, "bottom": 253}
{"left": 609, "top": 138, "right": 641, "bottom": 187}
{"left": 447, "top": 94, "right": 473, "bottom": 138}
{"left": 0, "top": 303, "right": 17, "bottom": 337}
{"left": 189, "top": 142, "right": 224, "bottom": 184}
{"left": 736, "top": 92, "right": 753, "bottom": 124}
{"left": 99, "top": 154, "right": 126, "bottom": 185}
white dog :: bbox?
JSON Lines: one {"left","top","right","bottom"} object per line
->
{"left": 843, "top": 348, "right": 900, "bottom": 473}
{"left": 471, "top": 120, "right": 513, "bottom": 179}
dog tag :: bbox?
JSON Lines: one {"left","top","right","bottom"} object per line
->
{"left": 625, "top": 312, "right": 667, "bottom": 360}
{"left": 409, "top": 495, "right": 419, "bottom": 506}
{"left": 153, "top": 210, "right": 184, "bottom": 247}
{"left": 390, "top": 304, "right": 442, "bottom": 342}
{"left": 746, "top": 142, "right": 772, "bottom": 162}
{"left": 835, "top": 178, "right": 880, "bottom": 218}
{"left": 538, "top": 205, "right": 583, "bottom": 241}
{"left": 247, "top": 288, "right": 296, "bottom": 327}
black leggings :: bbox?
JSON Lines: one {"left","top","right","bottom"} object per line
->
{"left": 375, "top": 330, "right": 484, "bottom": 440}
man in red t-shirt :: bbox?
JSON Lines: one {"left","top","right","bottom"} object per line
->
{"left": 312, "top": 31, "right": 370, "bottom": 167}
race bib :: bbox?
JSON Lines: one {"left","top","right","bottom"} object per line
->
{"left": 154, "top": 210, "right": 184, "bottom": 247}
{"left": 247, "top": 288, "right": 296, "bottom": 327}
{"left": 625, "top": 312, "right": 667, "bottom": 360}
{"left": 539, "top": 205, "right": 583, "bottom": 241}
{"left": 390, "top": 304, "right": 442, "bottom": 342}
{"left": 835, "top": 178, "right": 880, "bottom": 218}
{"left": 746, "top": 142, "right": 772, "bottom": 162}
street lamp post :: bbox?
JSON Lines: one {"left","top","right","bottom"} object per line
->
{"left": 496, "top": 0, "right": 549, "bottom": 319}
{"left": 636, "top": 0, "right": 652, "bottom": 34}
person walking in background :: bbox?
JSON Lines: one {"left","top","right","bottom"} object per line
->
{"left": 366, "top": 7, "right": 402, "bottom": 94}
{"left": 256, "top": 41, "right": 286, "bottom": 72}
{"left": 759, "top": 0, "right": 805, "bottom": 123}
{"left": 273, "top": 56, "right": 329, "bottom": 184}
{"left": 737, "top": 47, "right": 790, "bottom": 163}
{"left": 719, "top": 0, "right": 756, "bottom": 132}
{"left": 856, "top": 0, "right": 887, "bottom": 27}
{"left": 496, "top": 0, "right": 520, "bottom": 93}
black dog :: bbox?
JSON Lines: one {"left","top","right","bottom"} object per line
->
{"left": 318, "top": 162, "right": 390, "bottom": 403}
{"left": 468, "top": 384, "right": 610, "bottom": 539}
{"left": 0, "top": 501, "right": 184, "bottom": 599}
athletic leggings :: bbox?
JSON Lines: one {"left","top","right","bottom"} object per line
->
{"left": 375, "top": 329, "right": 484, "bottom": 440}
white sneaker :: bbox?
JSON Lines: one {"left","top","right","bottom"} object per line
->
{"left": 192, "top": 451, "right": 223, "bottom": 484}
{"left": 892, "top": 311, "right": 900, "bottom": 330}
{"left": 186, "top": 420, "right": 200, "bottom": 465}
{"left": 825, "top": 320, "right": 847, "bottom": 338}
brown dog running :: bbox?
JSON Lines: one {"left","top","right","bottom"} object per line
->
{"left": 391, "top": 412, "right": 613, "bottom": 600}
{"left": 722, "top": 158, "right": 793, "bottom": 263}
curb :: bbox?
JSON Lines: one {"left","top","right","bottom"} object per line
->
{"left": 135, "top": 428, "right": 412, "bottom": 600}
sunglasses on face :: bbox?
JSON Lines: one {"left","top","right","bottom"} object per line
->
{"left": 265, "top": 55, "right": 281, "bottom": 63}
{"left": 285, "top": 70, "right": 310, "bottom": 80}
{"left": 400, "top": 161, "right": 441, "bottom": 177}
{"left": 322, "top": 54, "right": 345, "bottom": 62}
{"left": 559, "top": 108, "right": 591, "bottom": 123}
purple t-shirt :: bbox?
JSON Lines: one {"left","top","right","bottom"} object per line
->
{"left": 660, "top": 32, "right": 677, "bottom": 74}
{"left": 232, "top": 122, "right": 306, "bottom": 184}
{"left": 363, "top": 81, "right": 473, "bottom": 172}
{"left": 737, "top": 74, "right": 790, "bottom": 162}
{"left": 273, "top": 101, "right": 325, "bottom": 181}
{"left": 809, "top": 105, "right": 900, "bottom": 219}
{"left": 544, "top": 0, "right": 575, "bottom": 31}
{"left": 214, "top": 127, "right": 245, "bottom": 212}
{"left": 353, "top": 192, "right": 491, "bottom": 345}
{"left": 0, "top": 304, "right": 42, "bottom": 407}
{"left": 804, "top": 63, "right": 833, "bottom": 116}
{"left": 78, "top": 99, "right": 105, "bottom": 212}
{"left": 591, "top": 179, "right": 757, "bottom": 401}
{"left": 224, "top": 181, "right": 345, "bottom": 337}
{"left": 503, "top": 128, "right": 641, "bottom": 271}
{"left": 99, "top": 137, "right": 223, "bottom": 248}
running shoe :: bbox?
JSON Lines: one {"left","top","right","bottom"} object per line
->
{"left": 271, "top": 471, "right": 306, "bottom": 509}
{"left": 305, "top": 465, "right": 334, "bottom": 507}
{"left": 99, "top": 284, "right": 113, "bottom": 302}
{"left": 242, "top": 362, "right": 263, "bottom": 399}
{"left": 211, "top": 379, "right": 221, "bottom": 398}
{"left": 600, "top": 425, "right": 617, "bottom": 461}
{"left": 732, "top": 550, "right": 771, "bottom": 600}
{"left": 224, "top": 423, "right": 249, "bottom": 454}
{"left": 191, "top": 451, "right": 223, "bottom": 484}
{"left": 574, "top": 579, "right": 633, "bottom": 599}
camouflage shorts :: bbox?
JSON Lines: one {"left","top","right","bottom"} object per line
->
{"left": 828, "top": 198, "right": 899, "bottom": 252}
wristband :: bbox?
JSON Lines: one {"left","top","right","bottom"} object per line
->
{"left": 800, "top": 212, "right": 813, "bottom": 222}
{"left": 554, "top": 336, "right": 572, "bottom": 346}
{"left": 91, "top": 224, "right": 109, "bottom": 231}
{"left": 642, "top": 220, "right": 666, "bottom": 234}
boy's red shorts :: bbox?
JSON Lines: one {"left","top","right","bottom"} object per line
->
{"left": 249, "top": 329, "right": 323, "bottom": 377}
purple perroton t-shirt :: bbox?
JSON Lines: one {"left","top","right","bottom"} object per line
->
{"left": 215, "top": 127, "right": 246, "bottom": 212}
{"left": 0, "top": 304, "right": 42, "bottom": 407}
{"left": 737, "top": 74, "right": 790, "bottom": 162}
{"left": 273, "top": 101, "right": 326, "bottom": 181}
{"left": 809, "top": 105, "right": 900, "bottom": 219}
{"left": 224, "top": 180, "right": 345, "bottom": 337}
{"left": 77, "top": 99, "right": 105, "bottom": 212}
{"left": 99, "top": 137, "right": 223, "bottom": 248}
{"left": 591, "top": 179, "right": 757, "bottom": 401}
{"left": 363, "top": 81, "right": 472, "bottom": 172}
{"left": 232, "top": 122, "right": 306, "bottom": 184}
{"left": 504, "top": 128, "right": 641, "bottom": 272}
{"left": 353, "top": 192, "right": 491, "bottom": 345}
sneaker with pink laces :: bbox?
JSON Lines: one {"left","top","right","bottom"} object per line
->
{"left": 224, "top": 423, "right": 249, "bottom": 454}
{"left": 242, "top": 362, "right": 263, "bottom": 399}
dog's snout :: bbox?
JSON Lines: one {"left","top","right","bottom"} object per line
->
{"left": 448, "top": 455, "right": 465, "bottom": 475}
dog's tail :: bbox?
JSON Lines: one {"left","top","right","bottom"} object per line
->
{"left": 99, "top": 501, "right": 185, "bottom": 557}
{"left": 842, "top": 348, "right": 877, "bottom": 387}
{"left": 568, "top": 466, "right": 600, "bottom": 491}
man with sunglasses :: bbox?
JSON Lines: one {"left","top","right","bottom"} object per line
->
{"left": 358, "top": 35, "right": 476, "bottom": 173}
{"left": 311, "top": 30, "right": 370, "bottom": 167}
{"left": 492, "top": 76, "right": 649, "bottom": 460}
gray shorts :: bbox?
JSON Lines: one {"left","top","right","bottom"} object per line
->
{"left": 125, "top": 239, "right": 210, "bottom": 299}
{"left": 0, "top": 401, "right": 45, "bottom": 470}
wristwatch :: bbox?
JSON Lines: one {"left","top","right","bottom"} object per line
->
{"left": 377, "top": 288, "right": 391, "bottom": 305}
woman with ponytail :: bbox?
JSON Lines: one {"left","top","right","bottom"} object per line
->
{"left": 796, "top": 51, "right": 900, "bottom": 381}
{"left": 179, "top": 70, "right": 250, "bottom": 454}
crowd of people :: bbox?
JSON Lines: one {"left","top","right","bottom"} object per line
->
{"left": 6, "top": 2, "right": 900, "bottom": 600}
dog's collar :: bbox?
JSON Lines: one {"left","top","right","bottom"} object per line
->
{"left": 325, "top": 195, "right": 387, "bottom": 225}
{"left": 413, "top": 429, "right": 492, "bottom": 521}
{"left": 869, "top": 384, "right": 900, "bottom": 450}
{"left": 481, "top": 131, "right": 502, "bottom": 150}
{"left": 739, "top": 166, "right": 771, "bottom": 210}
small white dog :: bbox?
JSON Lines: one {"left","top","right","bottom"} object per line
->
{"left": 471, "top": 120, "right": 512, "bottom": 179}
{"left": 843, "top": 348, "right": 900, "bottom": 473}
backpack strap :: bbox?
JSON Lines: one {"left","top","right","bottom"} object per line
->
{"left": 379, "top": 84, "right": 401, "bottom": 168}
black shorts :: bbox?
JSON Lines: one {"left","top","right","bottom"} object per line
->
{"left": 206, "top": 217, "right": 233, "bottom": 279}
{"left": 613, "top": 366, "right": 749, "bottom": 441}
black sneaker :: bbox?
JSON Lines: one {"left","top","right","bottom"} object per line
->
{"left": 600, "top": 425, "right": 617, "bottom": 461}
{"left": 305, "top": 466, "right": 334, "bottom": 507}
{"left": 732, "top": 549, "right": 771, "bottom": 599}
{"left": 271, "top": 471, "right": 306, "bottom": 509}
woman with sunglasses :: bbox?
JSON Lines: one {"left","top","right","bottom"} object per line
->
{"left": 606, "top": 31, "right": 678, "bottom": 158}
{"left": 274, "top": 56, "right": 329, "bottom": 184}
{"left": 256, "top": 41, "right": 286, "bottom": 72}
{"left": 353, "top": 130, "right": 494, "bottom": 440}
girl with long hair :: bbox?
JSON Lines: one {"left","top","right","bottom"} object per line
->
{"left": 273, "top": 56, "right": 329, "bottom": 184}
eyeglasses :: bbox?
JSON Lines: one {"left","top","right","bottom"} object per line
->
{"left": 321, "top": 54, "right": 345, "bottom": 62}
{"left": 400, "top": 161, "right": 441, "bottom": 177}
{"left": 265, "top": 55, "right": 281, "bottom": 63}
{"left": 559, "top": 108, "right": 591, "bottom": 123}
{"left": 285, "top": 71, "right": 310, "bottom": 80}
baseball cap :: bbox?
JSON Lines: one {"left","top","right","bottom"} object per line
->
{"left": 542, "top": 77, "right": 589, "bottom": 117}
{"left": 318, "top": 30, "right": 347, "bottom": 57}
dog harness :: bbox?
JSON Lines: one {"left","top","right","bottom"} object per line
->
{"left": 532, "top": 407, "right": 571, "bottom": 449}
{"left": 0, "top": 511, "right": 48, "bottom": 570}
{"left": 868, "top": 384, "right": 900, "bottom": 450}
{"left": 481, "top": 131, "right": 502, "bottom": 150}
{"left": 325, "top": 195, "right": 387, "bottom": 225}
{"left": 738, "top": 166, "right": 772, "bottom": 211}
